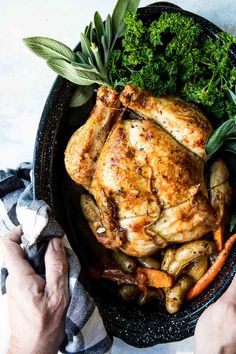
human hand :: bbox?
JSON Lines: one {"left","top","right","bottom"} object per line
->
{"left": 0, "top": 226, "right": 69, "bottom": 354}
{"left": 194, "top": 274, "right": 236, "bottom": 354}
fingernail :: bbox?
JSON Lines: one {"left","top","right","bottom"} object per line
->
{"left": 51, "top": 238, "right": 61, "bottom": 252}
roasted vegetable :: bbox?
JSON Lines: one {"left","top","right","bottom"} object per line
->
{"left": 119, "top": 284, "right": 139, "bottom": 301}
{"left": 185, "top": 256, "right": 208, "bottom": 282}
{"left": 136, "top": 268, "right": 173, "bottom": 289}
{"left": 187, "top": 234, "right": 236, "bottom": 301}
{"left": 138, "top": 288, "right": 164, "bottom": 306}
{"left": 161, "top": 248, "right": 176, "bottom": 272}
{"left": 165, "top": 275, "right": 194, "bottom": 314}
{"left": 90, "top": 266, "right": 136, "bottom": 285}
{"left": 213, "top": 226, "right": 225, "bottom": 252}
{"left": 137, "top": 256, "right": 161, "bottom": 270}
{"left": 112, "top": 250, "right": 137, "bottom": 273}
{"left": 166, "top": 240, "right": 215, "bottom": 277}
{"left": 90, "top": 265, "right": 173, "bottom": 291}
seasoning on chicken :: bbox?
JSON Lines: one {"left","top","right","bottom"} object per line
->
{"left": 65, "top": 85, "right": 230, "bottom": 257}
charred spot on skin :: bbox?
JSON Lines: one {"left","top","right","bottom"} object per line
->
{"left": 116, "top": 227, "right": 126, "bottom": 244}
{"left": 127, "top": 149, "right": 135, "bottom": 158}
{"left": 146, "top": 131, "right": 154, "bottom": 140}
{"left": 109, "top": 156, "right": 120, "bottom": 167}
{"left": 195, "top": 139, "right": 205, "bottom": 147}
{"left": 117, "top": 187, "right": 124, "bottom": 194}
{"left": 122, "top": 87, "right": 138, "bottom": 103}
{"left": 118, "top": 127, "right": 126, "bottom": 140}
{"left": 136, "top": 166, "right": 142, "bottom": 175}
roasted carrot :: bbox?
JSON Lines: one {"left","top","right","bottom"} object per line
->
{"left": 213, "top": 224, "right": 225, "bottom": 251}
{"left": 186, "top": 233, "right": 236, "bottom": 301}
{"left": 136, "top": 267, "right": 173, "bottom": 289}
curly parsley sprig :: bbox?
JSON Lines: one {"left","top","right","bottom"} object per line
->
{"left": 108, "top": 11, "right": 236, "bottom": 121}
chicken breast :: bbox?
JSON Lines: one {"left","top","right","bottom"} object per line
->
{"left": 90, "top": 118, "right": 215, "bottom": 256}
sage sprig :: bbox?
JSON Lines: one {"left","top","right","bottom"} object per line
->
{"left": 23, "top": 0, "right": 140, "bottom": 107}
{"left": 206, "top": 116, "right": 236, "bottom": 156}
{"left": 206, "top": 89, "right": 236, "bottom": 156}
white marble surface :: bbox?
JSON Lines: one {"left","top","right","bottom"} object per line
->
{"left": 0, "top": 0, "right": 235, "bottom": 353}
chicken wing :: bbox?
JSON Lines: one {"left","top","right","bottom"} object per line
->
{"left": 120, "top": 85, "right": 212, "bottom": 159}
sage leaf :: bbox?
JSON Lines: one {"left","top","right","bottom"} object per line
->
{"left": 112, "top": 0, "right": 140, "bottom": 38}
{"left": 75, "top": 52, "right": 88, "bottom": 64}
{"left": 206, "top": 117, "right": 236, "bottom": 156}
{"left": 71, "top": 62, "right": 98, "bottom": 72}
{"left": 102, "top": 36, "right": 109, "bottom": 63}
{"left": 105, "top": 14, "right": 112, "bottom": 49}
{"left": 228, "top": 89, "right": 236, "bottom": 106}
{"left": 94, "top": 11, "right": 105, "bottom": 45}
{"left": 23, "top": 37, "right": 75, "bottom": 62}
{"left": 85, "top": 21, "right": 94, "bottom": 43}
{"left": 47, "top": 59, "right": 106, "bottom": 86}
{"left": 91, "top": 43, "right": 106, "bottom": 76}
{"left": 70, "top": 84, "right": 95, "bottom": 107}
{"left": 229, "top": 206, "right": 236, "bottom": 232}
{"left": 80, "top": 33, "right": 94, "bottom": 62}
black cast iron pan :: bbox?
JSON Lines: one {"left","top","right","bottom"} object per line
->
{"left": 33, "top": 2, "right": 236, "bottom": 347}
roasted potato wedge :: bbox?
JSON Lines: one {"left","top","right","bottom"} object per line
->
{"left": 165, "top": 275, "right": 194, "bottom": 314}
{"left": 166, "top": 240, "right": 215, "bottom": 277}
{"left": 161, "top": 248, "right": 176, "bottom": 272}
{"left": 112, "top": 250, "right": 137, "bottom": 273}
{"left": 185, "top": 256, "right": 208, "bottom": 282}
{"left": 137, "top": 256, "right": 161, "bottom": 270}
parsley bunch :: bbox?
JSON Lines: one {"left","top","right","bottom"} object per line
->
{"left": 108, "top": 11, "right": 236, "bottom": 123}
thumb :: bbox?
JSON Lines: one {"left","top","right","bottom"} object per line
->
{"left": 221, "top": 273, "right": 236, "bottom": 301}
{"left": 44, "top": 238, "right": 68, "bottom": 295}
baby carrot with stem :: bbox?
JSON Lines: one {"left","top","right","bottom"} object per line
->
{"left": 186, "top": 233, "right": 236, "bottom": 301}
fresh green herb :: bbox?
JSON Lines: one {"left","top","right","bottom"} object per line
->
{"left": 229, "top": 206, "right": 236, "bottom": 232}
{"left": 23, "top": 3, "right": 236, "bottom": 130}
{"left": 206, "top": 90, "right": 236, "bottom": 156}
{"left": 206, "top": 116, "right": 236, "bottom": 156}
{"left": 23, "top": 0, "right": 140, "bottom": 107}
{"left": 112, "top": 0, "right": 140, "bottom": 39}
{"left": 108, "top": 11, "right": 236, "bottom": 121}
{"left": 182, "top": 32, "right": 236, "bottom": 119}
{"left": 69, "top": 84, "right": 96, "bottom": 107}
{"left": 22, "top": 37, "right": 76, "bottom": 62}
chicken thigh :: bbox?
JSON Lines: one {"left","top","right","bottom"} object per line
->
{"left": 65, "top": 85, "right": 230, "bottom": 256}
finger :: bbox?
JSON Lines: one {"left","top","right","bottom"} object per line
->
{"left": 221, "top": 273, "right": 236, "bottom": 300}
{"left": 3, "top": 225, "right": 22, "bottom": 243}
{"left": 44, "top": 238, "right": 68, "bottom": 295}
{"left": 1, "top": 226, "right": 36, "bottom": 281}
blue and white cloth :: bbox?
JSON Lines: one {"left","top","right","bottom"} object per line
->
{"left": 0, "top": 163, "right": 112, "bottom": 354}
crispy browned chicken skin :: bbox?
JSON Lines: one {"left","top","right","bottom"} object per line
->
{"left": 65, "top": 85, "right": 230, "bottom": 256}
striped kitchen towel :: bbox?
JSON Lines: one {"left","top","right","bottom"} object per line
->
{"left": 0, "top": 163, "right": 112, "bottom": 354}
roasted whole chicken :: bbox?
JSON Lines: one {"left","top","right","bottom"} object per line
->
{"left": 65, "top": 85, "right": 230, "bottom": 257}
